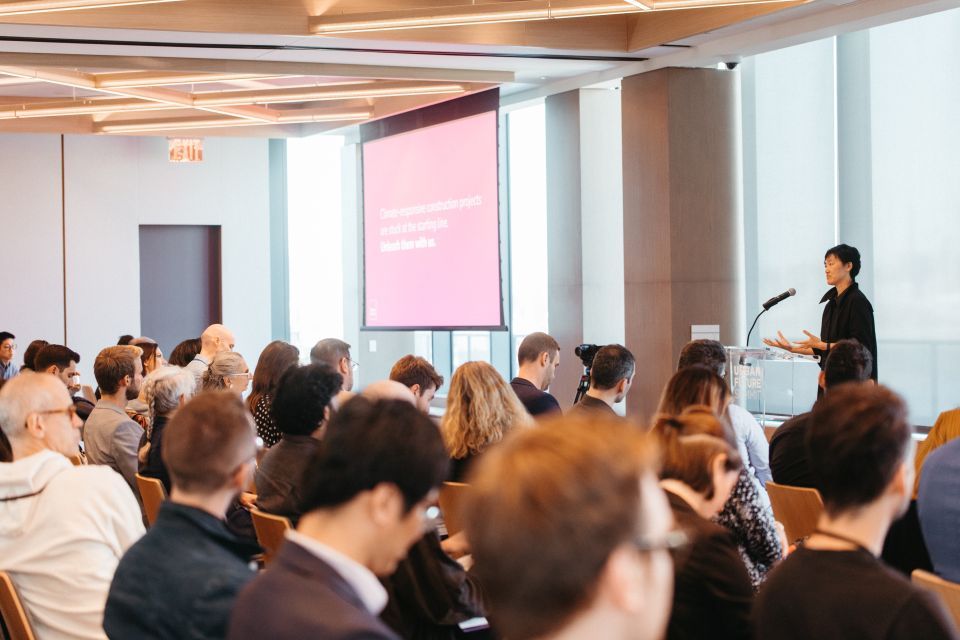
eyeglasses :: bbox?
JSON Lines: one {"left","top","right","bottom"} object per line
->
{"left": 633, "top": 529, "right": 689, "bottom": 554}
{"left": 34, "top": 405, "right": 79, "bottom": 421}
{"left": 348, "top": 358, "right": 359, "bottom": 371}
{"left": 0, "top": 343, "right": 16, "bottom": 351}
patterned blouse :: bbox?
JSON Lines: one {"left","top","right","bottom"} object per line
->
{"left": 715, "top": 468, "right": 782, "bottom": 589}
{"left": 253, "top": 394, "right": 281, "bottom": 448}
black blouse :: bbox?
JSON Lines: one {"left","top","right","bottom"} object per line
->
{"left": 815, "top": 282, "right": 878, "bottom": 381}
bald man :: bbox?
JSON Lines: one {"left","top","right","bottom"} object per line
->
{"left": 361, "top": 380, "right": 416, "bottom": 406}
{"left": 185, "top": 324, "right": 235, "bottom": 381}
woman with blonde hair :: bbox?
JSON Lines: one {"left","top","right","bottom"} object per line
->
{"left": 441, "top": 360, "right": 531, "bottom": 482}
{"left": 201, "top": 351, "right": 251, "bottom": 394}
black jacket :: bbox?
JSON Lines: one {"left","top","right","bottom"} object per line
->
{"left": 509, "top": 378, "right": 561, "bottom": 417}
{"left": 815, "top": 282, "right": 878, "bottom": 380}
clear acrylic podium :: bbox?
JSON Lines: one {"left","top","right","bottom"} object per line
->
{"left": 725, "top": 347, "right": 821, "bottom": 424}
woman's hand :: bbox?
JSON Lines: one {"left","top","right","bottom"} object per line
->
{"left": 763, "top": 331, "right": 795, "bottom": 353}
{"left": 791, "top": 330, "right": 826, "bottom": 353}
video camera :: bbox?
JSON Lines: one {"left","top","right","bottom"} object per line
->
{"left": 574, "top": 343, "right": 601, "bottom": 369}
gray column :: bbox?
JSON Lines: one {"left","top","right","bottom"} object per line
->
{"left": 268, "top": 139, "right": 290, "bottom": 341}
{"left": 622, "top": 68, "right": 745, "bottom": 419}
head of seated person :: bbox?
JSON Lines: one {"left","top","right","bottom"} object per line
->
{"left": 583, "top": 344, "right": 636, "bottom": 410}
{"left": 21, "top": 339, "right": 50, "bottom": 373}
{"left": 464, "top": 415, "right": 674, "bottom": 640}
{"left": 273, "top": 364, "right": 342, "bottom": 441}
{"left": 0, "top": 371, "right": 83, "bottom": 461}
{"left": 516, "top": 332, "right": 561, "bottom": 391}
{"left": 389, "top": 355, "right": 443, "bottom": 414}
{"left": 168, "top": 337, "right": 201, "bottom": 367}
{"left": 677, "top": 339, "right": 727, "bottom": 377}
{"left": 362, "top": 379, "right": 416, "bottom": 406}
{"left": 657, "top": 367, "right": 736, "bottom": 444}
{"left": 201, "top": 351, "right": 250, "bottom": 395}
{"left": 35, "top": 344, "right": 81, "bottom": 393}
{"left": 199, "top": 324, "right": 235, "bottom": 359}
{"left": 310, "top": 338, "right": 354, "bottom": 392}
{"left": 247, "top": 340, "right": 300, "bottom": 410}
{"left": 820, "top": 339, "right": 873, "bottom": 391}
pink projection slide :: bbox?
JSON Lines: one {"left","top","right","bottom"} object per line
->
{"left": 363, "top": 111, "right": 502, "bottom": 328}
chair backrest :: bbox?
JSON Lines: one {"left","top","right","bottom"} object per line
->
{"left": 765, "top": 481, "right": 824, "bottom": 544}
{"left": 913, "top": 570, "right": 960, "bottom": 629}
{"left": 0, "top": 571, "right": 36, "bottom": 640}
{"left": 135, "top": 474, "right": 167, "bottom": 528}
{"left": 439, "top": 482, "right": 470, "bottom": 537}
{"left": 250, "top": 508, "right": 292, "bottom": 566}
{"left": 763, "top": 425, "right": 778, "bottom": 443}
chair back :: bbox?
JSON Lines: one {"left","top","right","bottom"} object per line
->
{"left": 439, "top": 482, "right": 471, "bottom": 537}
{"left": 913, "top": 570, "right": 960, "bottom": 629}
{"left": 0, "top": 571, "right": 36, "bottom": 640}
{"left": 135, "top": 474, "right": 167, "bottom": 528}
{"left": 763, "top": 425, "right": 778, "bottom": 443}
{"left": 765, "top": 481, "right": 824, "bottom": 544}
{"left": 250, "top": 508, "right": 292, "bottom": 566}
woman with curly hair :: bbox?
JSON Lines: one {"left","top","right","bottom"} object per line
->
{"left": 441, "top": 360, "right": 532, "bottom": 482}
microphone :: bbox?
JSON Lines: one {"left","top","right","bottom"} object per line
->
{"left": 762, "top": 288, "right": 797, "bottom": 311}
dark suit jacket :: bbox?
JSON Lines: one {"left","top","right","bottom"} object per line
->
{"left": 255, "top": 434, "right": 321, "bottom": 526}
{"left": 228, "top": 540, "right": 400, "bottom": 640}
{"left": 509, "top": 378, "right": 561, "bottom": 417}
{"left": 666, "top": 491, "right": 753, "bottom": 640}
{"left": 566, "top": 394, "right": 617, "bottom": 418}
{"left": 768, "top": 411, "right": 816, "bottom": 489}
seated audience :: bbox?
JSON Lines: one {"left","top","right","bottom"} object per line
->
{"left": 465, "top": 415, "right": 674, "bottom": 640}
{"left": 918, "top": 437, "right": 960, "bottom": 582}
{"left": 0, "top": 372, "right": 143, "bottom": 640}
{"left": 0, "top": 331, "right": 18, "bottom": 380}
{"left": 754, "top": 385, "right": 959, "bottom": 640}
{"left": 255, "top": 364, "right": 342, "bottom": 525}
{"left": 441, "top": 360, "right": 531, "bottom": 482}
{"left": 678, "top": 339, "right": 771, "bottom": 486}
{"left": 34, "top": 344, "right": 93, "bottom": 422}
{"left": 247, "top": 340, "right": 300, "bottom": 447}
{"left": 85, "top": 345, "right": 145, "bottom": 502}
{"left": 509, "top": 332, "right": 562, "bottom": 417}
{"left": 914, "top": 407, "right": 960, "bottom": 496}
{"left": 567, "top": 344, "right": 634, "bottom": 416}
{"left": 658, "top": 367, "right": 783, "bottom": 587}
{"left": 201, "top": 351, "right": 251, "bottom": 394}
{"left": 104, "top": 392, "right": 261, "bottom": 640}
{"left": 21, "top": 338, "right": 49, "bottom": 373}
{"left": 389, "top": 355, "right": 444, "bottom": 414}
{"left": 651, "top": 410, "right": 752, "bottom": 640}
{"left": 228, "top": 398, "right": 449, "bottom": 640}
{"left": 168, "top": 337, "right": 201, "bottom": 367}
{"left": 185, "top": 324, "right": 235, "bottom": 381}
{"left": 137, "top": 366, "right": 196, "bottom": 493}
{"left": 769, "top": 339, "right": 873, "bottom": 488}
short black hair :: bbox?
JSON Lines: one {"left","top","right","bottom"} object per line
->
{"left": 825, "top": 244, "right": 861, "bottom": 280}
{"left": 824, "top": 339, "right": 872, "bottom": 388}
{"left": 272, "top": 364, "right": 342, "bottom": 436}
{"left": 677, "top": 339, "right": 727, "bottom": 376}
{"left": 806, "top": 384, "right": 911, "bottom": 516}
{"left": 589, "top": 344, "right": 635, "bottom": 391}
{"left": 0, "top": 332, "right": 14, "bottom": 344}
{"left": 34, "top": 345, "right": 81, "bottom": 372}
{"left": 300, "top": 398, "right": 448, "bottom": 513}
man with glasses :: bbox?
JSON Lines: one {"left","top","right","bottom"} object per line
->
{"left": 463, "top": 415, "right": 677, "bottom": 640}
{"left": 310, "top": 338, "right": 357, "bottom": 393}
{"left": 0, "top": 331, "right": 19, "bottom": 380}
{"left": 104, "top": 392, "right": 261, "bottom": 640}
{"left": 0, "top": 372, "right": 143, "bottom": 640}
{"left": 229, "top": 398, "right": 449, "bottom": 640}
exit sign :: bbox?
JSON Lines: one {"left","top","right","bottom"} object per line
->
{"left": 168, "top": 138, "right": 204, "bottom": 163}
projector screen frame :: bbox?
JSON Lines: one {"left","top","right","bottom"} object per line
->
{"left": 359, "top": 89, "right": 507, "bottom": 332}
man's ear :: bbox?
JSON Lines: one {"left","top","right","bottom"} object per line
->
{"left": 410, "top": 383, "right": 422, "bottom": 397}
{"left": 539, "top": 352, "right": 550, "bottom": 368}
{"left": 42, "top": 364, "right": 58, "bottom": 375}
{"left": 597, "top": 545, "right": 646, "bottom": 613}
{"left": 368, "top": 483, "right": 402, "bottom": 527}
{"left": 339, "top": 357, "right": 350, "bottom": 376}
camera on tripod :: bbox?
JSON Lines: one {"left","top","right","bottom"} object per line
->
{"left": 573, "top": 344, "right": 603, "bottom": 405}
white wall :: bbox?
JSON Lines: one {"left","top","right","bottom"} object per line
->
{"left": 0, "top": 134, "right": 272, "bottom": 383}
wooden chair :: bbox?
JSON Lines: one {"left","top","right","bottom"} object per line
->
{"left": 913, "top": 570, "right": 960, "bottom": 629}
{"left": 0, "top": 571, "right": 36, "bottom": 640}
{"left": 763, "top": 425, "right": 778, "bottom": 443}
{"left": 135, "top": 474, "right": 167, "bottom": 528}
{"left": 250, "top": 508, "right": 292, "bottom": 566}
{"left": 439, "top": 482, "right": 470, "bottom": 538}
{"left": 765, "top": 482, "right": 824, "bottom": 544}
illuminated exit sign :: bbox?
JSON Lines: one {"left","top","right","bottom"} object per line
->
{"left": 168, "top": 138, "right": 204, "bottom": 163}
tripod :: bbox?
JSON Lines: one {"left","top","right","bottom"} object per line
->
{"left": 573, "top": 366, "right": 592, "bottom": 406}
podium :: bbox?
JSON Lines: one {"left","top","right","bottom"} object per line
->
{"left": 725, "top": 347, "right": 821, "bottom": 423}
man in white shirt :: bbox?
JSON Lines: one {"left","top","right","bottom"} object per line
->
{"left": 0, "top": 372, "right": 144, "bottom": 640}
{"left": 228, "top": 397, "right": 449, "bottom": 640}
{"left": 184, "top": 324, "right": 235, "bottom": 381}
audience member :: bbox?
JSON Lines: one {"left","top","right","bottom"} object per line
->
{"left": 678, "top": 339, "right": 771, "bottom": 486}
{"left": 769, "top": 339, "right": 873, "bottom": 488}
{"left": 389, "top": 355, "right": 443, "bottom": 414}
{"left": 137, "top": 366, "right": 196, "bottom": 493}
{"left": 85, "top": 345, "right": 145, "bottom": 502}
{"left": 509, "top": 332, "right": 562, "bottom": 417}
{"left": 918, "top": 437, "right": 960, "bottom": 583}
{"left": 914, "top": 407, "right": 960, "bottom": 496}
{"left": 125, "top": 337, "right": 163, "bottom": 430}
{"left": 228, "top": 398, "right": 449, "bottom": 640}
{"left": 200, "top": 351, "right": 251, "bottom": 394}
{"left": 362, "top": 379, "right": 417, "bottom": 405}
{"left": 21, "top": 338, "right": 49, "bottom": 373}
{"left": 658, "top": 367, "right": 783, "bottom": 587}
{"left": 104, "top": 392, "right": 260, "bottom": 640}
{"left": 35, "top": 344, "right": 94, "bottom": 423}
{"left": 247, "top": 340, "right": 300, "bottom": 447}
{"left": 310, "top": 338, "right": 356, "bottom": 392}
{"left": 0, "top": 372, "right": 143, "bottom": 640}
{"left": 255, "top": 364, "right": 342, "bottom": 525}
{"left": 567, "top": 344, "right": 634, "bottom": 416}
{"left": 465, "top": 415, "right": 674, "bottom": 640}
{"left": 117, "top": 334, "right": 135, "bottom": 346}
{"left": 651, "top": 410, "right": 752, "bottom": 640}
{"left": 168, "top": 337, "right": 201, "bottom": 368}
{"left": 754, "top": 385, "right": 959, "bottom": 640}
{"left": 441, "top": 361, "right": 530, "bottom": 482}
{"left": 0, "top": 331, "right": 19, "bottom": 380}
{"left": 185, "top": 324, "right": 235, "bottom": 381}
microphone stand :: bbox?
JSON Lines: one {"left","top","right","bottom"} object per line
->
{"left": 745, "top": 308, "right": 768, "bottom": 348}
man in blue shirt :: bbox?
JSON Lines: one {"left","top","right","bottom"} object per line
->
{"left": 0, "top": 331, "right": 19, "bottom": 380}
{"left": 918, "top": 437, "right": 960, "bottom": 582}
